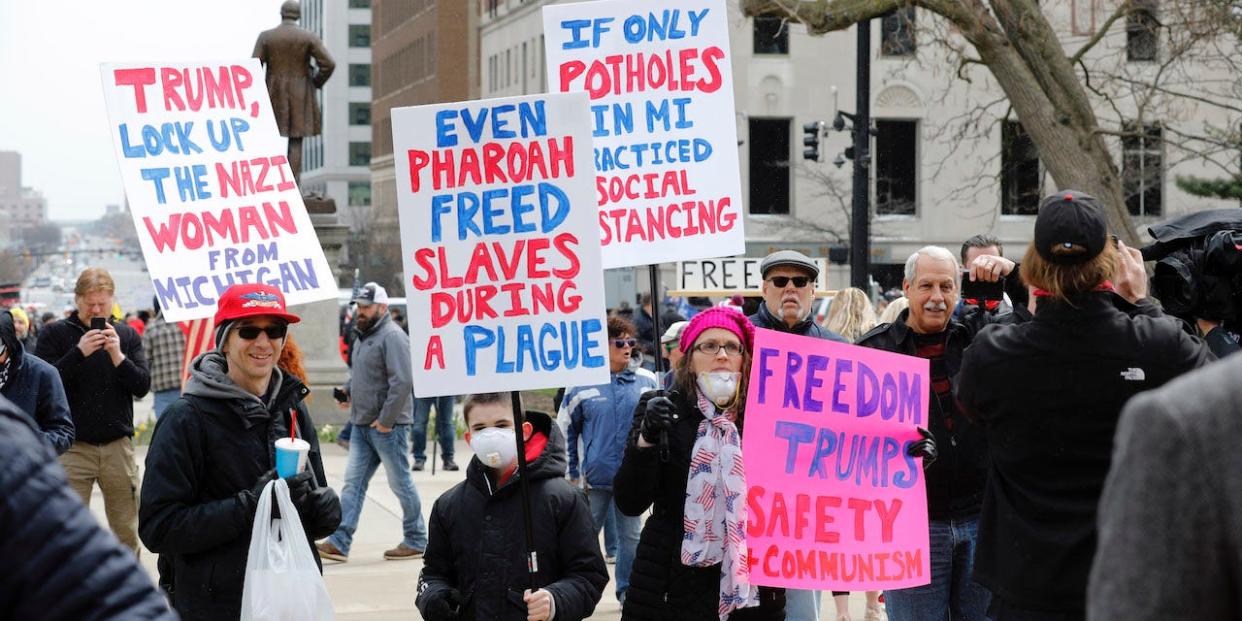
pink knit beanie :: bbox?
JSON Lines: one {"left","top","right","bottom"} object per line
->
{"left": 680, "top": 307, "right": 755, "bottom": 354}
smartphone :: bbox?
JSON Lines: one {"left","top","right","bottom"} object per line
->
{"left": 961, "top": 274, "right": 1005, "bottom": 302}
{"left": 90, "top": 317, "right": 107, "bottom": 331}
{"left": 333, "top": 387, "right": 348, "bottom": 403}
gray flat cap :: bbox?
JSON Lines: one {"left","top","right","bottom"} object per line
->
{"left": 760, "top": 250, "right": 819, "bottom": 280}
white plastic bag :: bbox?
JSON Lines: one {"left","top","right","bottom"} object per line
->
{"left": 240, "top": 478, "right": 335, "bottom": 621}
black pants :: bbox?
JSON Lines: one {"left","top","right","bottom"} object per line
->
{"left": 988, "top": 597, "right": 1084, "bottom": 621}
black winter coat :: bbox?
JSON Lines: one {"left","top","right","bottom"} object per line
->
{"left": 0, "top": 394, "right": 175, "bottom": 620}
{"left": 417, "top": 411, "right": 608, "bottom": 621}
{"left": 139, "top": 353, "right": 340, "bottom": 620}
{"left": 614, "top": 391, "right": 785, "bottom": 621}
{"left": 957, "top": 292, "right": 1213, "bottom": 612}
{"left": 34, "top": 312, "right": 149, "bottom": 444}
{"left": 748, "top": 304, "right": 847, "bottom": 343}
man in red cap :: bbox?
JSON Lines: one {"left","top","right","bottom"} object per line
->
{"left": 139, "top": 284, "right": 340, "bottom": 620}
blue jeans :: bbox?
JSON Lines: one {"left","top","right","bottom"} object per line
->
{"left": 885, "top": 517, "right": 991, "bottom": 621}
{"left": 604, "top": 506, "right": 618, "bottom": 557}
{"left": 327, "top": 424, "right": 428, "bottom": 555}
{"left": 587, "top": 487, "right": 640, "bottom": 600}
{"left": 152, "top": 389, "right": 180, "bottom": 419}
{"left": 785, "top": 589, "right": 822, "bottom": 621}
{"left": 412, "top": 395, "right": 456, "bottom": 462}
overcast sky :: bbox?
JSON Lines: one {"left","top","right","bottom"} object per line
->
{"left": 0, "top": 0, "right": 290, "bottom": 221}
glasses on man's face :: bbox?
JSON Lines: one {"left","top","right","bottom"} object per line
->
{"left": 612, "top": 338, "right": 638, "bottom": 349}
{"left": 236, "top": 324, "right": 288, "bottom": 341}
{"left": 694, "top": 341, "right": 743, "bottom": 357}
{"left": 767, "top": 276, "right": 811, "bottom": 289}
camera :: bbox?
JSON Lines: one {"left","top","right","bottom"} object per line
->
{"left": 1141, "top": 209, "right": 1242, "bottom": 323}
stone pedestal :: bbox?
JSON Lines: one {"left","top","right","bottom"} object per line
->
{"left": 290, "top": 206, "right": 352, "bottom": 427}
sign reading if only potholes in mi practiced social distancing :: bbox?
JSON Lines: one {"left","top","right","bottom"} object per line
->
{"left": 391, "top": 93, "right": 609, "bottom": 397}
{"left": 743, "top": 328, "right": 933, "bottom": 591}
{"left": 100, "top": 60, "right": 336, "bottom": 322}
{"left": 542, "top": 0, "right": 745, "bottom": 268}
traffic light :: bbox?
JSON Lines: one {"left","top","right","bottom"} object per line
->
{"left": 803, "top": 121, "right": 823, "bottom": 161}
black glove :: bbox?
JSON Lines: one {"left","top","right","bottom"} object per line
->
{"left": 424, "top": 588, "right": 464, "bottom": 621}
{"left": 239, "top": 469, "right": 278, "bottom": 515}
{"left": 285, "top": 469, "right": 316, "bottom": 506}
{"left": 298, "top": 486, "right": 342, "bottom": 539}
{"left": 907, "top": 427, "right": 937, "bottom": 469}
{"left": 640, "top": 390, "right": 677, "bottom": 444}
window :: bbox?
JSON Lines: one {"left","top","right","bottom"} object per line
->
{"left": 348, "top": 182, "right": 371, "bottom": 207}
{"left": 753, "top": 17, "right": 788, "bottom": 55}
{"left": 1127, "top": 0, "right": 1159, "bottom": 61}
{"left": 1001, "top": 121, "right": 1042, "bottom": 215}
{"left": 506, "top": 49, "right": 511, "bottom": 87}
{"left": 349, "top": 0, "right": 369, "bottom": 8}
{"left": 1123, "top": 122, "right": 1163, "bottom": 216}
{"left": 349, "top": 64, "right": 370, "bottom": 87}
{"left": 349, "top": 24, "right": 371, "bottom": 48}
{"left": 881, "top": 8, "right": 917, "bottom": 57}
{"left": 349, "top": 142, "right": 371, "bottom": 167}
{"left": 748, "top": 118, "right": 791, "bottom": 214}
{"left": 875, "top": 119, "right": 918, "bottom": 216}
{"left": 349, "top": 102, "right": 371, "bottom": 125}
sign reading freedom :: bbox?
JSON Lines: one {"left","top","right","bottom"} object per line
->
{"left": 743, "top": 329, "right": 932, "bottom": 590}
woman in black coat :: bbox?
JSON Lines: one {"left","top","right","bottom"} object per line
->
{"left": 613, "top": 308, "right": 785, "bottom": 621}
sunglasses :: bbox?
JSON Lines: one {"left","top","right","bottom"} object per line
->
{"left": 236, "top": 324, "right": 288, "bottom": 340}
{"left": 767, "top": 276, "right": 812, "bottom": 288}
{"left": 612, "top": 338, "right": 638, "bottom": 349}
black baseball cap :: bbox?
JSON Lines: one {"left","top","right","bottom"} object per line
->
{"left": 1034, "top": 190, "right": 1108, "bottom": 264}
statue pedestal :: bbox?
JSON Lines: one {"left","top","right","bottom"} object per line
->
{"left": 290, "top": 205, "right": 352, "bottom": 428}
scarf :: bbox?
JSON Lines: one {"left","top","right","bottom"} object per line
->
{"left": 0, "top": 357, "right": 9, "bottom": 392}
{"left": 682, "top": 391, "right": 759, "bottom": 619}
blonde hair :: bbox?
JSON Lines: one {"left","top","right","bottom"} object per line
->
{"left": 878, "top": 297, "right": 909, "bottom": 324}
{"left": 1021, "top": 242, "right": 1117, "bottom": 304}
{"left": 74, "top": 268, "right": 116, "bottom": 297}
{"left": 825, "top": 287, "right": 877, "bottom": 342}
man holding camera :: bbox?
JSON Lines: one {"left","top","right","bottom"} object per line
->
{"left": 35, "top": 267, "right": 150, "bottom": 554}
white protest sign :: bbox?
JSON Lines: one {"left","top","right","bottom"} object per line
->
{"left": 101, "top": 60, "right": 336, "bottom": 322}
{"left": 543, "top": 0, "right": 745, "bottom": 268}
{"left": 392, "top": 93, "right": 610, "bottom": 397}
{"left": 678, "top": 258, "right": 830, "bottom": 292}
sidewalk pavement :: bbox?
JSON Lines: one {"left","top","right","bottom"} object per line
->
{"left": 87, "top": 395, "right": 877, "bottom": 620}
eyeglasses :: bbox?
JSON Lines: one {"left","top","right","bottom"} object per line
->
{"left": 767, "top": 276, "right": 812, "bottom": 288}
{"left": 694, "top": 341, "right": 744, "bottom": 356}
{"left": 236, "top": 324, "right": 288, "bottom": 340}
{"left": 612, "top": 338, "right": 638, "bottom": 349}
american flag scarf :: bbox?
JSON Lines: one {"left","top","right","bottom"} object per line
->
{"left": 681, "top": 391, "right": 758, "bottom": 619}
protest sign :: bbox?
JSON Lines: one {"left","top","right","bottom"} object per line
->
{"left": 100, "top": 61, "right": 336, "bottom": 322}
{"left": 542, "top": 0, "right": 745, "bottom": 268}
{"left": 391, "top": 93, "right": 609, "bottom": 397}
{"left": 677, "top": 258, "right": 829, "bottom": 293}
{"left": 743, "top": 328, "right": 932, "bottom": 590}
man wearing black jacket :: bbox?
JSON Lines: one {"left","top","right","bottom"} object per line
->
{"left": 957, "top": 191, "right": 1213, "bottom": 620}
{"left": 35, "top": 267, "right": 150, "bottom": 553}
{"left": 857, "top": 244, "right": 1014, "bottom": 621}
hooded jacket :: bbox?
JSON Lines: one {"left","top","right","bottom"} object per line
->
{"left": 417, "top": 411, "right": 608, "bottom": 621}
{"left": 139, "top": 352, "right": 340, "bottom": 621}
{"left": 559, "top": 362, "right": 659, "bottom": 488}
{"left": 0, "top": 336, "right": 74, "bottom": 455}
{"left": 0, "top": 394, "right": 175, "bottom": 620}
{"left": 748, "top": 303, "right": 847, "bottom": 342}
{"left": 34, "top": 312, "right": 149, "bottom": 444}
{"left": 346, "top": 312, "right": 413, "bottom": 428}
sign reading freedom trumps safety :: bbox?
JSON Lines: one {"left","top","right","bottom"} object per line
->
{"left": 542, "top": 0, "right": 745, "bottom": 268}
{"left": 744, "top": 329, "right": 932, "bottom": 590}
{"left": 392, "top": 93, "right": 609, "bottom": 397}
{"left": 101, "top": 60, "right": 335, "bottom": 322}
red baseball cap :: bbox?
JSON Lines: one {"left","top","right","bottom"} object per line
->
{"left": 213, "top": 284, "right": 301, "bottom": 325}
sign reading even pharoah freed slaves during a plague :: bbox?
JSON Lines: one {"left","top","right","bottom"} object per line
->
{"left": 543, "top": 0, "right": 746, "bottom": 268}
{"left": 101, "top": 60, "right": 336, "bottom": 322}
{"left": 391, "top": 93, "right": 609, "bottom": 397}
{"left": 743, "top": 329, "right": 933, "bottom": 591}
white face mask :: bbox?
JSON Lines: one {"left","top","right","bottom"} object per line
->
{"left": 469, "top": 427, "right": 518, "bottom": 469}
{"left": 697, "top": 371, "right": 741, "bottom": 407}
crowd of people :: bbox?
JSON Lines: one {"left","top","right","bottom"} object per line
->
{"left": 1, "top": 188, "right": 1239, "bottom": 620}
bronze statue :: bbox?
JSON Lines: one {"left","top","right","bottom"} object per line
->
{"left": 253, "top": 0, "right": 335, "bottom": 187}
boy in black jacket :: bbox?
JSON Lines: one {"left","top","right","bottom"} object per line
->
{"left": 417, "top": 392, "right": 607, "bottom": 621}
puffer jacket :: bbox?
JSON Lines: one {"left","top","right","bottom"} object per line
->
{"left": 559, "top": 363, "right": 659, "bottom": 488}
{"left": 139, "top": 352, "right": 340, "bottom": 620}
{"left": 417, "top": 411, "right": 608, "bottom": 621}
{"left": 614, "top": 391, "right": 785, "bottom": 621}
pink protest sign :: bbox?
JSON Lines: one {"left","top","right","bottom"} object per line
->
{"left": 743, "top": 328, "right": 932, "bottom": 590}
